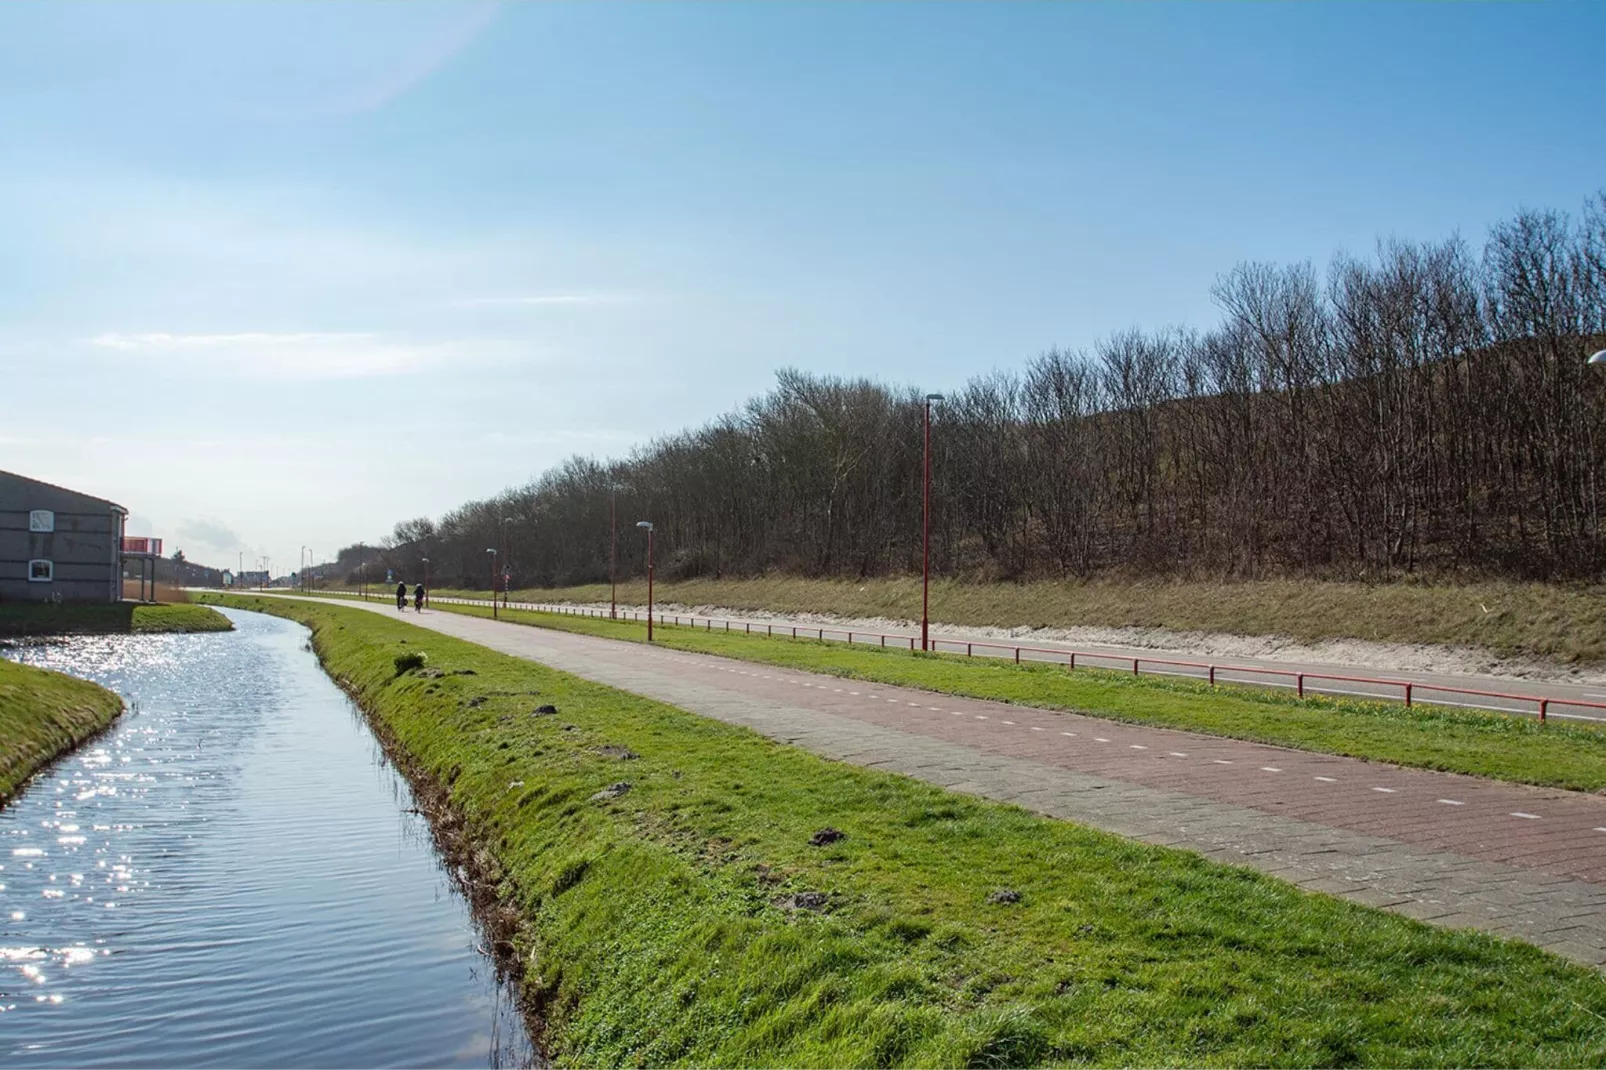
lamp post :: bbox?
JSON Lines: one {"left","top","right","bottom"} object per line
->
{"left": 610, "top": 485, "right": 619, "bottom": 620}
{"left": 921, "top": 392, "right": 944, "bottom": 652}
{"left": 300, "top": 546, "right": 308, "bottom": 591}
{"left": 487, "top": 548, "right": 498, "bottom": 620}
{"left": 501, "top": 517, "right": 515, "bottom": 608}
{"left": 636, "top": 521, "right": 654, "bottom": 641}
{"left": 420, "top": 557, "right": 430, "bottom": 609}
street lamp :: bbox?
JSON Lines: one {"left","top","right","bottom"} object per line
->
{"left": 636, "top": 521, "right": 655, "bottom": 641}
{"left": 420, "top": 557, "right": 430, "bottom": 609}
{"left": 501, "top": 517, "right": 515, "bottom": 608}
{"left": 1590, "top": 350, "right": 1606, "bottom": 368}
{"left": 486, "top": 548, "right": 498, "bottom": 620}
{"left": 300, "top": 546, "right": 308, "bottom": 592}
{"left": 610, "top": 484, "right": 621, "bottom": 620}
{"left": 921, "top": 392, "right": 945, "bottom": 652}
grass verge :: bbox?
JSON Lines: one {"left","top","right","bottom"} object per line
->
{"left": 0, "top": 658, "right": 124, "bottom": 804}
{"left": 361, "top": 597, "right": 1606, "bottom": 794}
{"left": 408, "top": 575, "right": 1606, "bottom": 666}
{"left": 0, "top": 602, "right": 232, "bottom": 637}
{"left": 202, "top": 592, "right": 1606, "bottom": 1067}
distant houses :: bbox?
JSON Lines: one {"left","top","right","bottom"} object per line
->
{"left": 0, "top": 470, "right": 127, "bottom": 604}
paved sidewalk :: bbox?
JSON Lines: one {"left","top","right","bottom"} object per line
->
{"left": 284, "top": 595, "right": 1606, "bottom": 967}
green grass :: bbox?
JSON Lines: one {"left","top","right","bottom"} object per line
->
{"left": 0, "top": 658, "right": 124, "bottom": 804}
{"left": 0, "top": 601, "right": 233, "bottom": 637}
{"left": 200, "top": 592, "right": 1606, "bottom": 1067}
{"left": 408, "top": 575, "right": 1606, "bottom": 666}
{"left": 365, "top": 597, "right": 1606, "bottom": 794}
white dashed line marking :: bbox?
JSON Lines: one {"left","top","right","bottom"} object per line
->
{"left": 1372, "top": 787, "right": 1397, "bottom": 793}
{"left": 1001, "top": 720, "right": 1016, "bottom": 725}
{"left": 1169, "top": 751, "right": 1188, "bottom": 758}
{"left": 1313, "top": 775, "right": 1337, "bottom": 783}
{"left": 1131, "top": 744, "right": 1148, "bottom": 750}
{"left": 1061, "top": 732, "right": 1077, "bottom": 737}
{"left": 848, "top": 691, "right": 860, "bottom": 696}
{"left": 1438, "top": 799, "right": 1465, "bottom": 806}
{"left": 927, "top": 707, "right": 942, "bottom": 712}
{"left": 951, "top": 711, "right": 964, "bottom": 716}
{"left": 975, "top": 715, "right": 989, "bottom": 720}
{"left": 1260, "top": 767, "right": 1281, "bottom": 773}
{"left": 1030, "top": 726, "right": 1044, "bottom": 732}
{"left": 1595, "top": 827, "right": 1606, "bottom": 833}
{"left": 1212, "top": 759, "right": 1233, "bottom": 765}
{"left": 1094, "top": 737, "right": 1111, "bottom": 743}
{"left": 1511, "top": 812, "right": 1542, "bottom": 820}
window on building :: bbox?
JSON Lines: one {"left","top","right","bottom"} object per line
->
{"left": 28, "top": 559, "right": 53, "bottom": 582}
{"left": 29, "top": 510, "right": 54, "bottom": 533}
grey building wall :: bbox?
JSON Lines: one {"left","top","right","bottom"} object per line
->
{"left": 0, "top": 471, "right": 126, "bottom": 604}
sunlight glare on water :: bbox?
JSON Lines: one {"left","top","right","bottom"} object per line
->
{"left": 0, "top": 609, "right": 534, "bottom": 1067}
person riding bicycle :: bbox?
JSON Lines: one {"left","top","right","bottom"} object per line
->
{"left": 414, "top": 583, "right": 425, "bottom": 612}
{"left": 396, "top": 581, "right": 407, "bottom": 611}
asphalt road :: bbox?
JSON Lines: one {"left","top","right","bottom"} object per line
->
{"left": 426, "top": 593, "right": 1606, "bottom": 722}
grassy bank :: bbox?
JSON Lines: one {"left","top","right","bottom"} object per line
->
{"left": 205, "top": 593, "right": 1606, "bottom": 1067}
{"left": 411, "top": 576, "right": 1606, "bottom": 666}
{"left": 0, "top": 601, "right": 232, "bottom": 637}
{"left": 0, "top": 659, "right": 124, "bottom": 804}
{"left": 375, "top": 598, "right": 1606, "bottom": 793}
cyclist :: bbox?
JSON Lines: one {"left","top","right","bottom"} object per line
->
{"left": 396, "top": 581, "right": 407, "bottom": 611}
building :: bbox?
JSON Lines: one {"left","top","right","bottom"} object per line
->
{"left": 0, "top": 470, "right": 128, "bottom": 604}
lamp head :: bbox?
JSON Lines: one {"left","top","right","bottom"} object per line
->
{"left": 925, "top": 392, "right": 945, "bottom": 402}
{"left": 1589, "top": 349, "right": 1606, "bottom": 368}
{"left": 636, "top": 520, "right": 654, "bottom": 531}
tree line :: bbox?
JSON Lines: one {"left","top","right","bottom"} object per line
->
{"left": 358, "top": 192, "right": 1606, "bottom": 590}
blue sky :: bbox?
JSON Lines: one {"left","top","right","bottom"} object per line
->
{"left": 2, "top": 1, "right": 1602, "bottom": 575}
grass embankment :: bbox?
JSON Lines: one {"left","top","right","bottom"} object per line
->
{"left": 204, "top": 593, "right": 1606, "bottom": 1067}
{"left": 0, "top": 659, "right": 123, "bottom": 804}
{"left": 388, "top": 599, "right": 1606, "bottom": 794}
{"left": 415, "top": 576, "right": 1606, "bottom": 666}
{"left": 0, "top": 602, "right": 232, "bottom": 637}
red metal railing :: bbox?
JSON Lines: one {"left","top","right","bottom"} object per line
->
{"left": 315, "top": 589, "right": 1606, "bottom": 725}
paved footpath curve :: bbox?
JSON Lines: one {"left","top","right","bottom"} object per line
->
{"left": 282, "top": 595, "right": 1606, "bottom": 967}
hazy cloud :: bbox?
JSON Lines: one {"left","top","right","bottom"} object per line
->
{"left": 454, "top": 293, "right": 629, "bottom": 307}
{"left": 88, "top": 330, "right": 516, "bottom": 380}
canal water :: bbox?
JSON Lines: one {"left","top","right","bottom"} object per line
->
{"left": 0, "top": 608, "right": 535, "bottom": 1067}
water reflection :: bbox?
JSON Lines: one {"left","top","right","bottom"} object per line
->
{"left": 0, "top": 609, "right": 535, "bottom": 1067}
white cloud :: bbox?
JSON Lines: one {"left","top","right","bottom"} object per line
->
{"left": 454, "top": 293, "right": 629, "bottom": 307}
{"left": 87, "top": 330, "right": 517, "bottom": 380}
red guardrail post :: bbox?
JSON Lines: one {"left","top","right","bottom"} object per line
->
{"left": 1069, "top": 653, "right": 1077, "bottom": 670}
{"left": 1208, "top": 665, "right": 1216, "bottom": 686}
{"left": 1539, "top": 699, "right": 1548, "bottom": 723}
{"left": 1297, "top": 673, "right": 1305, "bottom": 698}
{"left": 1404, "top": 683, "right": 1412, "bottom": 708}
{"left": 967, "top": 643, "right": 973, "bottom": 657}
{"left": 909, "top": 637, "right": 915, "bottom": 651}
{"left": 1133, "top": 658, "right": 1140, "bottom": 676}
{"left": 1015, "top": 648, "right": 1020, "bottom": 664}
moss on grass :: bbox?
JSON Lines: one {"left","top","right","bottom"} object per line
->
{"left": 204, "top": 593, "right": 1606, "bottom": 1067}
{"left": 0, "top": 602, "right": 232, "bottom": 637}
{"left": 0, "top": 658, "right": 123, "bottom": 804}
